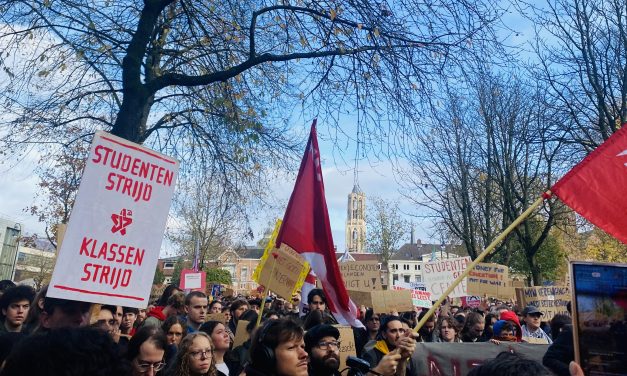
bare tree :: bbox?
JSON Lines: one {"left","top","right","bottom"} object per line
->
{"left": 0, "top": 0, "right": 502, "bottom": 167}
{"left": 525, "top": 0, "right": 627, "bottom": 152}
{"left": 168, "top": 172, "right": 250, "bottom": 269}
{"left": 366, "top": 197, "right": 407, "bottom": 266}
{"left": 404, "top": 70, "right": 566, "bottom": 284}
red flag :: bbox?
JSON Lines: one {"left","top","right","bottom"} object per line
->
{"left": 276, "top": 120, "right": 363, "bottom": 327}
{"left": 552, "top": 124, "right": 627, "bottom": 244}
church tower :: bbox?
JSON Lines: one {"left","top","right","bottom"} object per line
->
{"left": 345, "top": 184, "right": 366, "bottom": 253}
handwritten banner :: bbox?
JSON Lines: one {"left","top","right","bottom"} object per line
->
{"left": 335, "top": 325, "right": 357, "bottom": 371}
{"left": 393, "top": 281, "right": 432, "bottom": 308}
{"left": 467, "top": 263, "right": 514, "bottom": 299}
{"left": 515, "top": 286, "right": 570, "bottom": 321}
{"left": 348, "top": 289, "right": 414, "bottom": 313}
{"left": 48, "top": 131, "right": 178, "bottom": 307}
{"left": 254, "top": 244, "right": 310, "bottom": 300}
{"left": 339, "top": 261, "right": 382, "bottom": 291}
{"left": 423, "top": 257, "right": 471, "bottom": 299}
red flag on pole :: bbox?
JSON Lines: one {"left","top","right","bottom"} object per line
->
{"left": 276, "top": 119, "right": 363, "bottom": 327}
{"left": 551, "top": 124, "right": 627, "bottom": 244}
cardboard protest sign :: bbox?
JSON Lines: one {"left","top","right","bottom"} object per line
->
{"left": 179, "top": 269, "right": 206, "bottom": 291}
{"left": 348, "top": 290, "right": 414, "bottom": 313}
{"left": 423, "top": 257, "right": 471, "bottom": 299}
{"left": 48, "top": 131, "right": 178, "bottom": 308}
{"left": 393, "top": 281, "right": 432, "bottom": 308}
{"left": 206, "top": 313, "right": 227, "bottom": 324}
{"left": 233, "top": 320, "right": 250, "bottom": 348}
{"left": 253, "top": 244, "right": 310, "bottom": 300}
{"left": 334, "top": 325, "right": 356, "bottom": 371}
{"left": 515, "top": 286, "right": 570, "bottom": 321}
{"left": 522, "top": 337, "right": 549, "bottom": 344}
{"left": 339, "top": 261, "right": 382, "bottom": 291}
{"left": 467, "top": 263, "right": 514, "bottom": 299}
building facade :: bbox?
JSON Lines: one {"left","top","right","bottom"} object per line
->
{"left": 14, "top": 244, "right": 56, "bottom": 287}
{"left": 345, "top": 185, "right": 366, "bottom": 253}
{"left": 0, "top": 218, "right": 22, "bottom": 280}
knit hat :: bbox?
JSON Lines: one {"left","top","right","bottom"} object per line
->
{"left": 499, "top": 310, "right": 523, "bottom": 341}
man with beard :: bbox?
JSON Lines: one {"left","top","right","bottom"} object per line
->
{"left": 305, "top": 324, "right": 341, "bottom": 376}
{"left": 362, "top": 316, "right": 417, "bottom": 376}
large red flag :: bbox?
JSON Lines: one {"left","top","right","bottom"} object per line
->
{"left": 276, "top": 120, "right": 363, "bottom": 327}
{"left": 552, "top": 124, "right": 627, "bottom": 244}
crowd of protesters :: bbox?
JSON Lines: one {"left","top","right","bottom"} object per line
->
{"left": 0, "top": 279, "right": 585, "bottom": 376}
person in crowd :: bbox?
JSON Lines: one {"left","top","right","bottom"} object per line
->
{"left": 209, "top": 300, "right": 223, "bottom": 314}
{"left": 494, "top": 305, "right": 510, "bottom": 319}
{"left": 163, "top": 316, "right": 188, "bottom": 348}
{"left": 467, "top": 351, "right": 553, "bottom": 376}
{"left": 199, "top": 321, "right": 232, "bottom": 376}
{"left": 483, "top": 313, "right": 497, "bottom": 340}
{"left": 166, "top": 332, "right": 219, "bottom": 376}
{"left": 436, "top": 316, "right": 462, "bottom": 343}
{"left": 543, "top": 304, "right": 574, "bottom": 376}
{"left": 144, "top": 292, "right": 186, "bottom": 328}
{"left": 122, "top": 307, "right": 140, "bottom": 336}
{"left": 401, "top": 311, "right": 417, "bottom": 329}
{"left": 248, "top": 298, "right": 262, "bottom": 314}
{"left": 137, "top": 308, "right": 148, "bottom": 327}
{"left": 304, "top": 324, "right": 341, "bottom": 376}
{"left": 307, "top": 289, "right": 327, "bottom": 313}
{"left": 230, "top": 318, "right": 259, "bottom": 372}
{"left": 450, "top": 306, "right": 460, "bottom": 316}
{"left": 498, "top": 310, "right": 523, "bottom": 342}
{"left": 245, "top": 317, "right": 309, "bottom": 376}
{"left": 0, "top": 281, "right": 16, "bottom": 298}
{"left": 416, "top": 310, "right": 436, "bottom": 342}
{"left": 94, "top": 305, "right": 120, "bottom": 341}
{"left": 549, "top": 314, "right": 571, "bottom": 342}
{"left": 126, "top": 326, "right": 168, "bottom": 376}
{"left": 36, "top": 291, "right": 92, "bottom": 332}
{"left": 363, "top": 309, "right": 380, "bottom": 341}
{"left": 0, "top": 285, "right": 34, "bottom": 333}
{"left": 185, "top": 291, "right": 209, "bottom": 332}
{"left": 227, "top": 299, "right": 249, "bottom": 334}
{"left": 263, "top": 310, "right": 281, "bottom": 321}
{"left": 460, "top": 312, "right": 486, "bottom": 342}
{"left": 489, "top": 320, "right": 519, "bottom": 343}
{"left": 0, "top": 327, "right": 129, "bottom": 376}
{"left": 361, "top": 316, "right": 416, "bottom": 376}
{"left": 156, "top": 285, "right": 182, "bottom": 307}
{"left": 114, "top": 305, "right": 124, "bottom": 328}
{"left": 521, "top": 306, "right": 553, "bottom": 344}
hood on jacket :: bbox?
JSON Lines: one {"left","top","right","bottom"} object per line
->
{"left": 147, "top": 306, "right": 166, "bottom": 321}
{"left": 499, "top": 310, "right": 523, "bottom": 341}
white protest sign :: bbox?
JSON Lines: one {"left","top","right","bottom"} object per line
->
{"left": 423, "top": 256, "right": 471, "bottom": 299}
{"left": 48, "top": 131, "right": 178, "bottom": 308}
{"left": 184, "top": 273, "right": 203, "bottom": 289}
{"left": 393, "top": 281, "right": 433, "bottom": 308}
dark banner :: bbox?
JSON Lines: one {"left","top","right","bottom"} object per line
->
{"left": 411, "top": 342, "right": 549, "bottom": 375}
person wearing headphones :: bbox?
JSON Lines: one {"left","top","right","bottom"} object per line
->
{"left": 245, "top": 317, "right": 309, "bottom": 376}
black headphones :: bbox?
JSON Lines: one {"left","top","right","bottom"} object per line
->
{"left": 253, "top": 320, "right": 279, "bottom": 367}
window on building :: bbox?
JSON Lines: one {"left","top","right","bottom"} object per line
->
{"left": 163, "top": 262, "right": 175, "bottom": 269}
{"left": 414, "top": 265, "right": 418, "bottom": 270}
{"left": 404, "top": 275, "right": 410, "bottom": 283}
{"left": 241, "top": 267, "right": 248, "bottom": 282}
{"left": 415, "top": 275, "right": 421, "bottom": 282}
{"left": 392, "top": 274, "right": 398, "bottom": 283}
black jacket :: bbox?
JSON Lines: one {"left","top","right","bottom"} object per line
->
{"left": 543, "top": 325, "right": 574, "bottom": 376}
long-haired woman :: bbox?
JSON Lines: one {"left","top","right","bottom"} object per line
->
{"left": 166, "top": 332, "right": 219, "bottom": 376}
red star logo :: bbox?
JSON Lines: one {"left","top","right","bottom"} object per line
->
{"left": 111, "top": 209, "right": 133, "bottom": 235}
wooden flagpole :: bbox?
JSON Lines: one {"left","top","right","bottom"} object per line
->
{"left": 414, "top": 193, "right": 549, "bottom": 332}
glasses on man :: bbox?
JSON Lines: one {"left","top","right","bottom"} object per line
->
{"left": 316, "top": 340, "right": 341, "bottom": 350}
{"left": 190, "top": 349, "right": 213, "bottom": 359}
{"left": 135, "top": 360, "right": 166, "bottom": 372}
